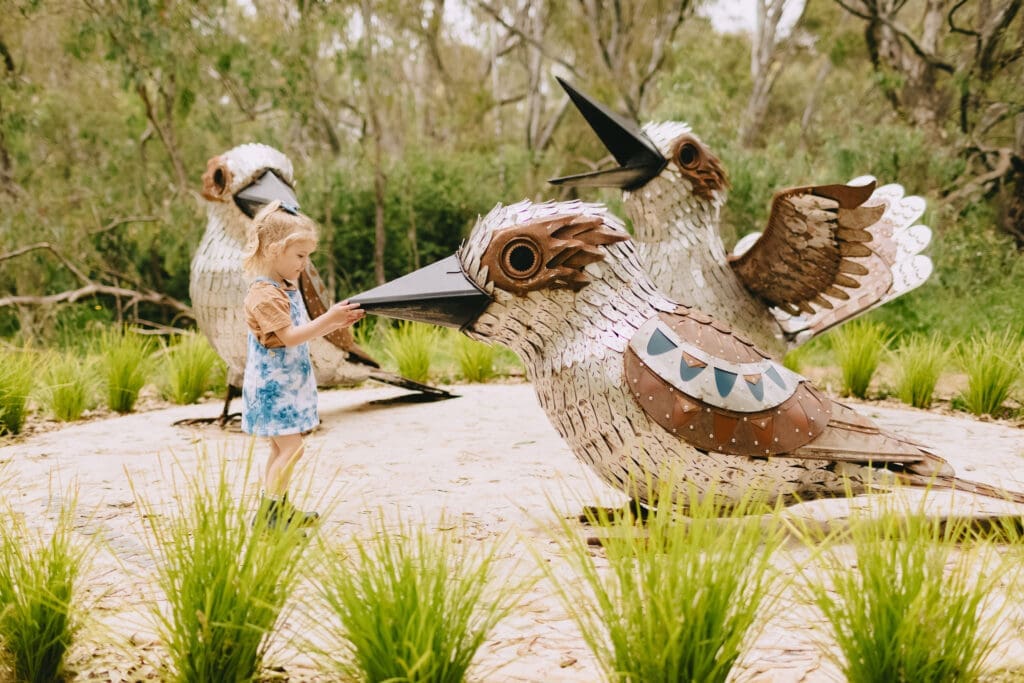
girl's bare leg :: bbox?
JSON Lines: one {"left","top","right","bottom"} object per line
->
{"left": 266, "top": 433, "right": 304, "bottom": 497}
{"left": 263, "top": 437, "right": 280, "bottom": 491}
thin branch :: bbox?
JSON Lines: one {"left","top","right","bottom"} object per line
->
{"left": 834, "top": 0, "right": 955, "bottom": 72}
{"left": 833, "top": 0, "right": 872, "bottom": 22}
{"left": 0, "top": 284, "right": 192, "bottom": 317}
{"left": 0, "top": 242, "right": 90, "bottom": 283}
{"left": 947, "top": 0, "right": 979, "bottom": 38}
{"left": 945, "top": 147, "right": 1014, "bottom": 203}
{"left": 89, "top": 215, "right": 160, "bottom": 236}
{"left": 472, "top": 0, "right": 582, "bottom": 78}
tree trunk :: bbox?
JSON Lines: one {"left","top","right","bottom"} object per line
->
{"left": 362, "top": 0, "right": 388, "bottom": 285}
{"left": 1001, "top": 113, "right": 1024, "bottom": 249}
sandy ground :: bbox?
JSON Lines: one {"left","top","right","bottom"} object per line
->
{"left": 2, "top": 383, "right": 1024, "bottom": 682}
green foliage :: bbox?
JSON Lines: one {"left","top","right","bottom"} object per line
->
{"left": 96, "top": 328, "right": 153, "bottom": 413}
{"left": 830, "top": 320, "right": 892, "bottom": 398}
{"left": 383, "top": 321, "right": 439, "bottom": 383}
{"left": 315, "top": 514, "right": 521, "bottom": 682}
{"left": 892, "top": 335, "right": 949, "bottom": 409}
{"left": 454, "top": 334, "right": 496, "bottom": 383}
{"left": 956, "top": 329, "right": 1022, "bottom": 417}
{"left": 0, "top": 348, "right": 36, "bottom": 435}
{"left": 134, "top": 450, "right": 310, "bottom": 683}
{"left": 0, "top": 493, "right": 89, "bottom": 683}
{"left": 545, "top": 480, "right": 785, "bottom": 683}
{"left": 40, "top": 351, "right": 95, "bottom": 422}
{"left": 159, "top": 333, "right": 222, "bottom": 405}
{"left": 803, "top": 505, "right": 1006, "bottom": 683}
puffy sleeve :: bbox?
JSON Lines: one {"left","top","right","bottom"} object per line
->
{"left": 244, "top": 283, "right": 292, "bottom": 347}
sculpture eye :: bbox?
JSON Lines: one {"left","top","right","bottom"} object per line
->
{"left": 501, "top": 238, "right": 542, "bottom": 279}
{"left": 677, "top": 142, "right": 700, "bottom": 169}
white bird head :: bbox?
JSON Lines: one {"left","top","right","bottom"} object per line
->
{"left": 548, "top": 79, "right": 730, "bottom": 239}
{"left": 349, "top": 199, "right": 670, "bottom": 357}
{"left": 200, "top": 143, "right": 299, "bottom": 241}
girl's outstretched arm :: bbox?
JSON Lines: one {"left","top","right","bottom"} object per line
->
{"left": 274, "top": 301, "right": 364, "bottom": 347}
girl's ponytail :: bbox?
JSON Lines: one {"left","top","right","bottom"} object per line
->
{"left": 242, "top": 200, "right": 284, "bottom": 274}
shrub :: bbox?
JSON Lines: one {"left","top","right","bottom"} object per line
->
{"left": 96, "top": 327, "right": 153, "bottom": 413}
{"left": 803, "top": 504, "right": 1007, "bottom": 683}
{"left": 956, "top": 329, "right": 1021, "bottom": 417}
{"left": 134, "top": 450, "right": 310, "bottom": 683}
{"left": 830, "top": 319, "right": 892, "bottom": 398}
{"left": 160, "top": 333, "right": 222, "bottom": 405}
{"left": 315, "top": 514, "right": 521, "bottom": 682}
{"left": 892, "top": 334, "right": 949, "bottom": 409}
{"left": 39, "top": 352, "right": 95, "bottom": 422}
{"left": 0, "top": 493, "right": 89, "bottom": 683}
{"left": 544, "top": 480, "right": 785, "bottom": 683}
{"left": 383, "top": 321, "right": 439, "bottom": 383}
{"left": 0, "top": 349, "right": 36, "bottom": 435}
{"left": 454, "top": 334, "right": 496, "bottom": 383}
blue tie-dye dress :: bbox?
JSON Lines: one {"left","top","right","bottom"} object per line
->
{"left": 242, "top": 277, "right": 319, "bottom": 436}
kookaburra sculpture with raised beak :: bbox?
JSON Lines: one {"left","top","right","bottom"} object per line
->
{"left": 193, "top": 143, "right": 451, "bottom": 422}
{"left": 549, "top": 79, "right": 933, "bottom": 357}
{"left": 350, "top": 200, "right": 1019, "bottom": 508}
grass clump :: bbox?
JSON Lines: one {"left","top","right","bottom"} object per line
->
{"left": 544, "top": 480, "right": 785, "bottom": 683}
{"left": 956, "top": 329, "right": 1021, "bottom": 417}
{"left": 0, "top": 493, "right": 89, "bottom": 683}
{"left": 39, "top": 352, "right": 95, "bottom": 422}
{"left": 96, "top": 328, "right": 153, "bottom": 413}
{"left": 454, "top": 335, "right": 496, "bottom": 383}
{"left": 0, "top": 348, "right": 36, "bottom": 435}
{"left": 383, "top": 321, "right": 439, "bottom": 383}
{"left": 830, "top": 319, "right": 892, "bottom": 398}
{"left": 892, "top": 334, "right": 949, "bottom": 409}
{"left": 803, "top": 504, "right": 1007, "bottom": 683}
{"left": 135, "top": 451, "right": 310, "bottom": 683}
{"left": 315, "top": 513, "right": 521, "bottom": 682}
{"left": 160, "top": 333, "right": 222, "bottom": 405}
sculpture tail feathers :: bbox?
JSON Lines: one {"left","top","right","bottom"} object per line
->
{"left": 367, "top": 370, "right": 457, "bottom": 402}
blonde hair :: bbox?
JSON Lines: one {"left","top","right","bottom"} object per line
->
{"left": 242, "top": 200, "right": 319, "bottom": 275}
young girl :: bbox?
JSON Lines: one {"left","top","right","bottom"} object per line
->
{"left": 241, "top": 200, "right": 363, "bottom": 529}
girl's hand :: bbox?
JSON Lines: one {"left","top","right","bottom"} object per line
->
{"left": 326, "top": 300, "right": 364, "bottom": 328}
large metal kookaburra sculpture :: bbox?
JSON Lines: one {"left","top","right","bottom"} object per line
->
{"left": 193, "top": 143, "right": 451, "bottom": 421}
{"left": 549, "top": 79, "right": 933, "bottom": 357}
{"left": 349, "top": 200, "right": 1021, "bottom": 508}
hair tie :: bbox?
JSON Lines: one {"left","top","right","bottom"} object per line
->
{"left": 280, "top": 202, "right": 300, "bottom": 216}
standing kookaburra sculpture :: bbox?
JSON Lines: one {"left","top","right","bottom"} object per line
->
{"left": 193, "top": 143, "right": 450, "bottom": 421}
{"left": 349, "top": 200, "right": 1018, "bottom": 508}
{"left": 549, "top": 79, "right": 933, "bottom": 357}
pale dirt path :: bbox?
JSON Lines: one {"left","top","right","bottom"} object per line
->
{"left": 1, "top": 384, "right": 1023, "bottom": 682}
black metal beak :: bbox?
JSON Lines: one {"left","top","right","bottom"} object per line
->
{"left": 548, "top": 77, "right": 667, "bottom": 190}
{"left": 234, "top": 170, "right": 300, "bottom": 218}
{"left": 348, "top": 255, "right": 492, "bottom": 330}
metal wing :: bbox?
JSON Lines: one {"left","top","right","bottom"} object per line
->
{"left": 728, "top": 181, "right": 887, "bottom": 316}
{"left": 625, "top": 308, "right": 950, "bottom": 474}
{"left": 299, "top": 262, "right": 379, "bottom": 368}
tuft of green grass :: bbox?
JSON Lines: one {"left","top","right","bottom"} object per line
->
{"left": 802, "top": 504, "right": 1007, "bottom": 683}
{"left": 0, "top": 348, "right": 36, "bottom": 435}
{"left": 830, "top": 319, "right": 892, "bottom": 398}
{"left": 383, "top": 321, "right": 440, "bottom": 383}
{"left": 315, "top": 514, "right": 522, "bottom": 682}
{"left": 544, "top": 479, "right": 786, "bottom": 683}
{"left": 134, "top": 449, "right": 310, "bottom": 683}
{"left": 956, "top": 329, "right": 1021, "bottom": 417}
{"left": 96, "top": 327, "right": 153, "bottom": 413}
{"left": 454, "top": 334, "right": 496, "bottom": 383}
{"left": 159, "top": 333, "right": 222, "bottom": 405}
{"left": 892, "top": 334, "right": 949, "bottom": 409}
{"left": 0, "top": 492, "right": 89, "bottom": 683}
{"left": 39, "top": 352, "right": 95, "bottom": 422}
